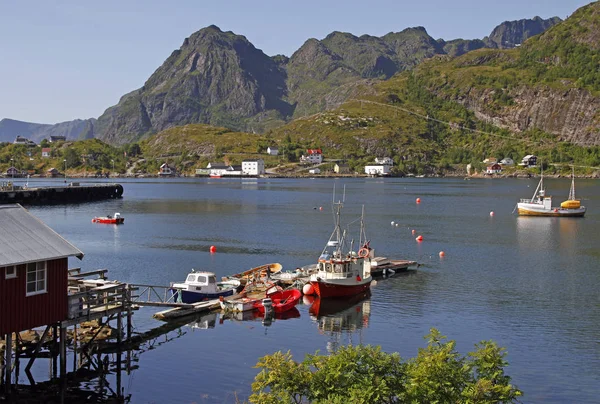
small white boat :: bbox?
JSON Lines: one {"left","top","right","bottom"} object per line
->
{"left": 170, "top": 270, "right": 240, "bottom": 304}
{"left": 219, "top": 296, "right": 261, "bottom": 312}
{"left": 517, "top": 168, "right": 586, "bottom": 217}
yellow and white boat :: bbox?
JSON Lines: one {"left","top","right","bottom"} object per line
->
{"left": 517, "top": 169, "right": 585, "bottom": 217}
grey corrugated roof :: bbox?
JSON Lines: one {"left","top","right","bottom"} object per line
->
{"left": 0, "top": 204, "right": 84, "bottom": 267}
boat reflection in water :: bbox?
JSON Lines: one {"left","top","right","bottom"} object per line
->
{"left": 220, "top": 307, "right": 301, "bottom": 328}
{"left": 307, "top": 292, "right": 371, "bottom": 352}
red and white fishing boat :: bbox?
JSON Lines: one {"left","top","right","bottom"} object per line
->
{"left": 309, "top": 193, "right": 372, "bottom": 298}
{"left": 92, "top": 212, "right": 124, "bottom": 224}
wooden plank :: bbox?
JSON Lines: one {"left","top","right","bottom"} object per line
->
{"left": 153, "top": 299, "right": 221, "bottom": 321}
{"left": 70, "top": 269, "right": 108, "bottom": 279}
{"left": 134, "top": 302, "right": 194, "bottom": 308}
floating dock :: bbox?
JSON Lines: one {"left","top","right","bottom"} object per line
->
{"left": 0, "top": 183, "right": 124, "bottom": 205}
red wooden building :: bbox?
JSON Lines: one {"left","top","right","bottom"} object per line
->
{"left": 0, "top": 204, "right": 84, "bottom": 337}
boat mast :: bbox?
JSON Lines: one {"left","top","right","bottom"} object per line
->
{"left": 568, "top": 166, "right": 576, "bottom": 200}
{"left": 530, "top": 165, "right": 544, "bottom": 202}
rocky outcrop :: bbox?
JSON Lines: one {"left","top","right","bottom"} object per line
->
{"left": 457, "top": 86, "right": 600, "bottom": 145}
{"left": 484, "top": 16, "right": 562, "bottom": 48}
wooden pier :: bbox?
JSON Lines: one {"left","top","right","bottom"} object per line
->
{"left": 0, "top": 182, "right": 123, "bottom": 205}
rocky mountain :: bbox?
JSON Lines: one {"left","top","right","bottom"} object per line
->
{"left": 264, "top": 0, "right": 600, "bottom": 174}
{"left": 0, "top": 118, "right": 96, "bottom": 144}
{"left": 484, "top": 16, "right": 563, "bottom": 48}
{"left": 93, "top": 16, "right": 562, "bottom": 145}
{"left": 95, "top": 25, "right": 293, "bottom": 145}
{"left": 1, "top": 13, "right": 563, "bottom": 146}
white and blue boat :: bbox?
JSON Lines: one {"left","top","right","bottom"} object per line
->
{"left": 170, "top": 270, "right": 240, "bottom": 304}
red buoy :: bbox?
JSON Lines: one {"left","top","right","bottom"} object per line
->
{"left": 416, "top": 235, "right": 423, "bottom": 242}
{"left": 416, "top": 198, "right": 421, "bottom": 204}
{"left": 439, "top": 251, "right": 445, "bottom": 257}
{"left": 411, "top": 229, "right": 416, "bottom": 235}
{"left": 209, "top": 245, "right": 217, "bottom": 253}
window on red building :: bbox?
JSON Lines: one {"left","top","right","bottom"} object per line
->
{"left": 26, "top": 261, "right": 47, "bottom": 296}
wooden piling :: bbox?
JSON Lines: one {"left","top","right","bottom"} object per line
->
{"left": 4, "top": 333, "right": 12, "bottom": 394}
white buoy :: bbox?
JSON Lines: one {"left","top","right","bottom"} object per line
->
{"left": 391, "top": 221, "right": 395, "bottom": 226}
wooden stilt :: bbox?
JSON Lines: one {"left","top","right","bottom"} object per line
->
{"left": 117, "top": 313, "right": 122, "bottom": 396}
{"left": 59, "top": 326, "right": 67, "bottom": 378}
{"left": 52, "top": 324, "right": 58, "bottom": 378}
{"left": 126, "top": 286, "right": 133, "bottom": 341}
{"left": 4, "top": 333, "right": 12, "bottom": 394}
{"left": 72, "top": 324, "right": 78, "bottom": 371}
{"left": 0, "top": 335, "right": 4, "bottom": 388}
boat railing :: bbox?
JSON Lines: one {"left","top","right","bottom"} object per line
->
{"left": 519, "top": 198, "right": 535, "bottom": 203}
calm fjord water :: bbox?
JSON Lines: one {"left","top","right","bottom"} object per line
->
{"left": 26, "top": 177, "right": 600, "bottom": 403}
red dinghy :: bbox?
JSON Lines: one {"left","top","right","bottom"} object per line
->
{"left": 92, "top": 212, "right": 124, "bottom": 224}
{"left": 255, "top": 288, "right": 302, "bottom": 314}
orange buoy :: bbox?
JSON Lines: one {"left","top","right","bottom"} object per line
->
{"left": 490, "top": 211, "right": 495, "bottom": 217}
{"left": 209, "top": 245, "right": 217, "bottom": 253}
{"left": 411, "top": 229, "right": 416, "bottom": 235}
{"left": 416, "top": 198, "right": 421, "bottom": 204}
{"left": 302, "top": 283, "right": 314, "bottom": 295}
{"left": 416, "top": 235, "right": 423, "bottom": 242}
{"left": 439, "top": 251, "right": 445, "bottom": 257}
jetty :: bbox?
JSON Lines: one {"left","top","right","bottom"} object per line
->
{"left": 0, "top": 182, "right": 123, "bottom": 205}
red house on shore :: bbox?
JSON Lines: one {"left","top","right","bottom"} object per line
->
{"left": 0, "top": 204, "right": 84, "bottom": 337}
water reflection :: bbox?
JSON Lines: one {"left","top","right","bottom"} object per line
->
{"left": 308, "top": 292, "right": 371, "bottom": 352}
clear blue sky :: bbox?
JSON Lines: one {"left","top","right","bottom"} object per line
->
{"left": 0, "top": 0, "right": 590, "bottom": 124}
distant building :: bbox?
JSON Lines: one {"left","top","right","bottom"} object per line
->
{"left": 300, "top": 149, "right": 323, "bottom": 164}
{"left": 158, "top": 163, "right": 176, "bottom": 177}
{"left": 309, "top": 168, "right": 321, "bottom": 174}
{"left": 242, "top": 159, "right": 265, "bottom": 176}
{"left": 482, "top": 157, "right": 498, "bottom": 164}
{"left": 374, "top": 157, "right": 393, "bottom": 165}
{"left": 5, "top": 167, "right": 21, "bottom": 177}
{"left": 365, "top": 157, "right": 393, "bottom": 176}
{"left": 266, "top": 146, "right": 279, "bottom": 156}
{"left": 47, "top": 168, "right": 59, "bottom": 177}
{"left": 486, "top": 163, "right": 502, "bottom": 174}
{"left": 206, "top": 162, "right": 236, "bottom": 177}
{"left": 519, "top": 155, "right": 537, "bottom": 167}
{"left": 13, "top": 136, "right": 36, "bottom": 147}
{"left": 499, "top": 157, "right": 514, "bottom": 166}
{"left": 49, "top": 135, "right": 66, "bottom": 143}
{"left": 42, "top": 148, "right": 51, "bottom": 158}
{"left": 334, "top": 163, "right": 350, "bottom": 174}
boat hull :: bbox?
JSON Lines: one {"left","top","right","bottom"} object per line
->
{"left": 517, "top": 203, "right": 586, "bottom": 217}
{"left": 170, "top": 288, "right": 234, "bottom": 304}
{"left": 93, "top": 217, "right": 124, "bottom": 224}
{"left": 255, "top": 289, "right": 302, "bottom": 313}
{"left": 220, "top": 297, "right": 260, "bottom": 312}
{"left": 310, "top": 278, "right": 371, "bottom": 298}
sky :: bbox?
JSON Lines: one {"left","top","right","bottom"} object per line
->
{"left": 0, "top": 0, "right": 591, "bottom": 124}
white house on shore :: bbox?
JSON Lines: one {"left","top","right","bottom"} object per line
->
{"left": 300, "top": 149, "right": 323, "bottom": 164}
{"left": 242, "top": 159, "right": 265, "bottom": 176}
{"left": 365, "top": 157, "right": 393, "bottom": 176}
{"left": 267, "top": 146, "right": 279, "bottom": 156}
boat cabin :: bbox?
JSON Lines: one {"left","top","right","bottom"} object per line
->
{"left": 172, "top": 271, "right": 218, "bottom": 292}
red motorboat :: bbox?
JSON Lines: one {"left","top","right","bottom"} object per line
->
{"left": 254, "top": 288, "right": 302, "bottom": 314}
{"left": 92, "top": 212, "right": 124, "bottom": 224}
